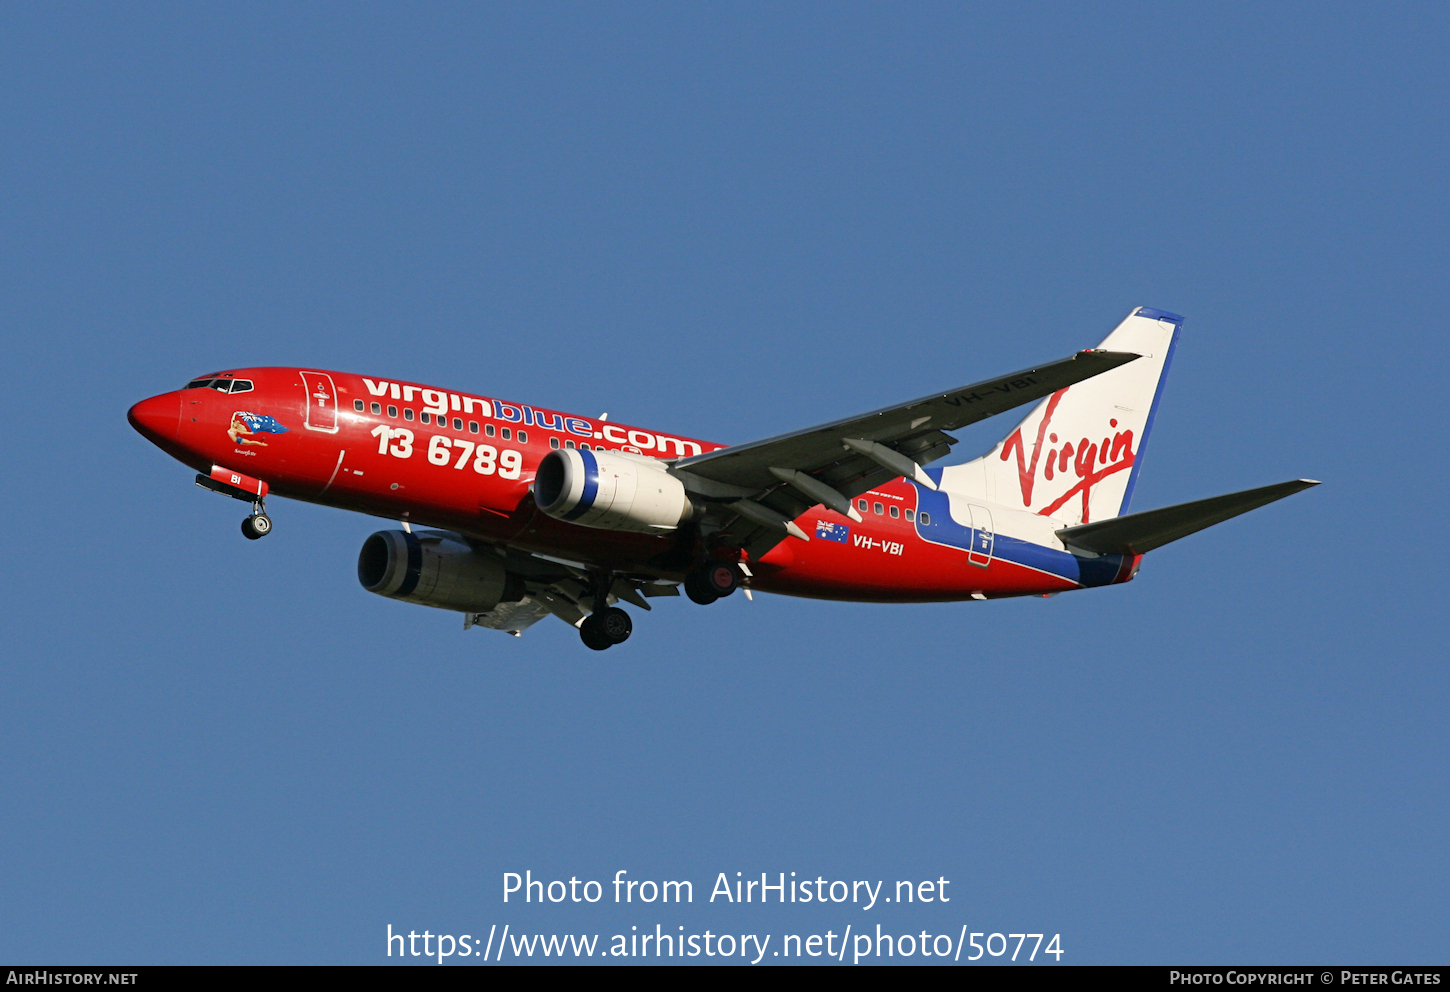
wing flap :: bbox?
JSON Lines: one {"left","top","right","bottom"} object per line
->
{"left": 1055, "top": 479, "right": 1320, "bottom": 556}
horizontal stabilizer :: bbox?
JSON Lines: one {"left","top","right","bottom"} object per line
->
{"left": 1055, "top": 479, "right": 1320, "bottom": 556}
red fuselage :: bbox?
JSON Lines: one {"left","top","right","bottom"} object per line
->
{"left": 129, "top": 368, "right": 1115, "bottom": 602}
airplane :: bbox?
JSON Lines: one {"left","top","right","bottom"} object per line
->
{"left": 127, "top": 307, "right": 1317, "bottom": 650}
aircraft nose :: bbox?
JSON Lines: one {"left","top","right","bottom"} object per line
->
{"left": 128, "top": 392, "right": 181, "bottom": 443}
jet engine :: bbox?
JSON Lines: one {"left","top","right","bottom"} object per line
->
{"left": 358, "top": 530, "right": 524, "bottom": 612}
{"left": 534, "top": 448, "right": 696, "bottom": 533}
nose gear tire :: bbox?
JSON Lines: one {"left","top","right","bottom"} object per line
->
{"left": 241, "top": 514, "right": 272, "bottom": 540}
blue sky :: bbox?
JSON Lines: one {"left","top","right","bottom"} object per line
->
{"left": 1, "top": 2, "right": 1445, "bottom": 964}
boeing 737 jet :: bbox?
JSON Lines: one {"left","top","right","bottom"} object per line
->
{"left": 128, "top": 307, "right": 1316, "bottom": 650}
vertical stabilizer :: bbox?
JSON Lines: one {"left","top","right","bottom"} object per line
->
{"left": 939, "top": 307, "right": 1181, "bottom": 525}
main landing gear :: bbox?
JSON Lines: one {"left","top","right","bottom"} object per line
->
{"left": 578, "top": 571, "right": 634, "bottom": 651}
{"left": 573, "top": 561, "right": 740, "bottom": 650}
{"left": 241, "top": 501, "right": 273, "bottom": 540}
{"left": 580, "top": 606, "right": 632, "bottom": 651}
{"left": 684, "top": 560, "right": 740, "bottom": 605}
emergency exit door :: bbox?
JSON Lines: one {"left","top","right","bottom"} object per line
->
{"left": 967, "top": 504, "right": 994, "bottom": 568}
{"left": 300, "top": 371, "right": 339, "bottom": 433}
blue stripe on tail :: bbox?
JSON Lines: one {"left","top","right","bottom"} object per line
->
{"left": 1118, "top": 308, "right": 1182, "bottom": 515}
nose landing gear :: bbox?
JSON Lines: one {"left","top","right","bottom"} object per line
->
{"left": 241, "top": 501, "right": 273, "bottom": 540}
{"left": 195, "top": 471, "right": 274, "bottom": 541}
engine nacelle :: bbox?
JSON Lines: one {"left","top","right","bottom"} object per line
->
{"left": 534, "top": 448, "right": 695, "bottom": 533}
{"left": 357, "top": 530, "right": 523, "bottom": 612}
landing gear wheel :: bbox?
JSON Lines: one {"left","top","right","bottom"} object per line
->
{"left": 597, "top": 606, "right": 632, "bottom": 644}
{"left": 686, "top": 561, "right": 738, "bottom": 603}
{"left": 241, "top": 514, "right": 272, "bottom": 540}
{"left": 579, "top": 615, "right": 612, "bottom": 650}
{"left": 703, "top": 561, "right": 739, "bottom": 597}
{"left": 684, "top": 570, "right": 718, "bottom": 605}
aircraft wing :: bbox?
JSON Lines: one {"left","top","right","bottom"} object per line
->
{"left": 670, "top": 349, "right": 1140, "bottom": 558}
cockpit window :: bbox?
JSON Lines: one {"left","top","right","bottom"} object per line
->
{"left": 183, "top": 376, "right": 251, "bottom": 392}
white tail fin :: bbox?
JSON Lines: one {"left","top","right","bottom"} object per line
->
{"left": 938, "top": 307, "right": 1181, "bottom": 525}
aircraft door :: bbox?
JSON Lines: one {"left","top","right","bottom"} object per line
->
{"left": 300, "top": 371, "right": 339, "bottom": 433}
{"left": 967, "top": 504, "right": 994, "bottom": 568}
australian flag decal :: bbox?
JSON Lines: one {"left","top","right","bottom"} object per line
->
{"left": 816, "top": 520, "right": 850, "bottom": 543}
{"left": 229, "top": 410, "right": 290, "bottom": 447}
{"left": 236, "top": 412, "right": 288, "bottom": 435}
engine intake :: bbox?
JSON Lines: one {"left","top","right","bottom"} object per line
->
{"left": 358, "top": 530, "right": 523, "bottom": 612}
{"left": 534, "top": 448, "right": 694, "bottom": 533}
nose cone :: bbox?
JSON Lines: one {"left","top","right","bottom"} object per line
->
{"left": 128, "top": 392, "right": 181, "bottom": 445}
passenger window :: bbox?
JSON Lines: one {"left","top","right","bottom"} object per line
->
{"left": 550, "top": 437, "right": 560, "bottom": 449}
{"left": 501, "top": 428, "right": 512, "bottom": 440}
{"left": 580, "top": 443, "right": 590, "bottom": 450}
{"left": 485, "top": 424, "right": 496, "bottom": 437}
{"left": 565, "top": 440, "right": 576, "bottom": 449}
{"left": 919, "top": 511, "right": 931, "bottom": 525}
{"left": 370, "top": 402, "right": 382, "bottom": 415}
{"left": 873, "top": 502, "right": 884, "bottom": 515}
{"left": 404, "top": 408, "right": 414, "bottom": 421}
{"left": 890, "top": 505, "right": 899, "bottom": 518}
{"left": 517, "top": 431, "right": 527, "bottom": 443}
{"left": 353, "top": 399, "right": 365, "bottom": 412}
{"left": 452, "top": 417, "right": 462, "bottom": 430}
{"left": 905, "top": 508, "right": 915, "bottom": 522}
{"left": 420, "top": 412, "right": 431, "bottom": 424}
{"left": 387, "top": 405, "right": 398, "bottom": 418}
{"left": 229, "top": 380, "right": 253, "bottom": 393}
{"left": 857, "top": 498, "right": 868, "bottom": 512}
{"left": 468, "top": 421, "right": 478, "bottom": 433}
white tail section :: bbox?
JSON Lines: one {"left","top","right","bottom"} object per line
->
{"left": 938, "top": 307, "right": 1181, "bottom": 526}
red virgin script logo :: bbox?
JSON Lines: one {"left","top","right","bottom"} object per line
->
{"left": 999, "top": 389, "right": 1135, "bottom": 523}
